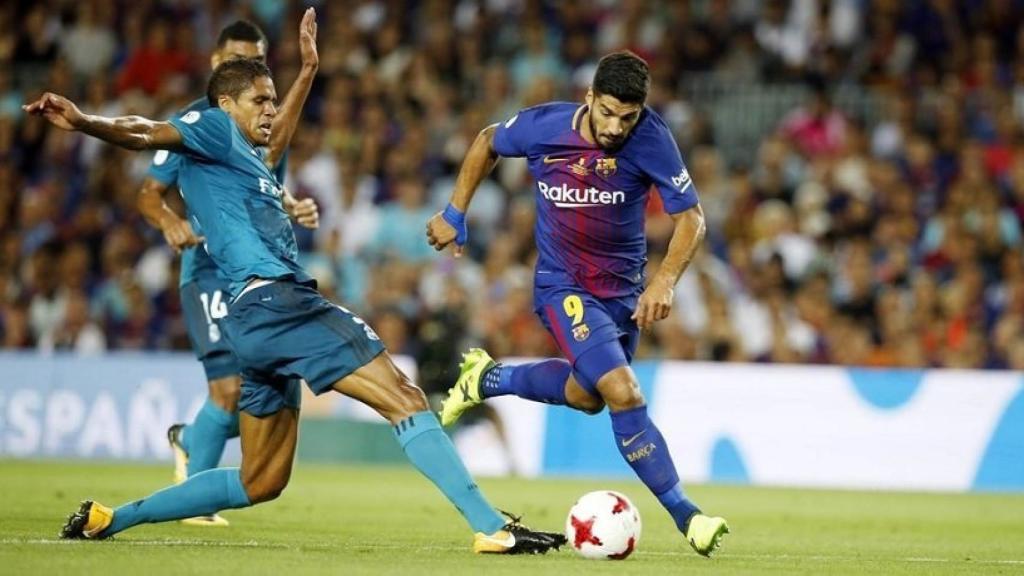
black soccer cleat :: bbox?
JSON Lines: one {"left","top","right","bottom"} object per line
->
{"left": 473, "top": 510, "right": 568, "bottom": 555}
{"left": 60, "top": 500, "right": 113, "bottom": 540}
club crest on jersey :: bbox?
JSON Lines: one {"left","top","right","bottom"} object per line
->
{"left": 595, "top": 157, "right": 617, "bottom": 177}
{"left": 572, "top": 323, "right": 591, "bottom": 342}
{"left": 570, "top": 157, "right": 590, "bottom": 177}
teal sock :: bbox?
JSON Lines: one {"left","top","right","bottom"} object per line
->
{"left": 103, "top": 468, "right": 251, "bottom": 536}
{"left": 393, "top": 411, "right": 505, "bottom": 534}
{"left": 181, "top": 399, "right": 239, "bottom": 476}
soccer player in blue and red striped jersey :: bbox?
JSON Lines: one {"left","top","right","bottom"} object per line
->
{"left": 427, "top": 51, "right": 730, "bottom": 557}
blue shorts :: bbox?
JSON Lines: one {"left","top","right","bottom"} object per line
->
{"left": 181, "top": 278, "right": 242, "bottom": 381}
{"left": 533, "top": 272, "right": 639, "bottom": 395}
{"left": 222, "top": 281, "right": 386, "bottom": 417}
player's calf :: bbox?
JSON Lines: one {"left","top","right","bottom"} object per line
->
{"left": 238, "top": 409, "right": 299, "bottom": 504}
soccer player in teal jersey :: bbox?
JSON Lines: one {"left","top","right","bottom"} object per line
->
{"left": 426, "top": 52, "right": 729, "bottom": 557}
{"left": 135, "top": 19, "right": 316, "bottom": 527}
{"left": 29, "top": 11, "right": 564, "bottom": 555}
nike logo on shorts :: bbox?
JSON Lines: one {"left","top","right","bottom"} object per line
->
{"left": 543, "top": 156, "right": 570, "bottom": 164}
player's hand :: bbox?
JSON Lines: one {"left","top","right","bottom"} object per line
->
{"left": 632, "top": 279, "right": 674, "bottom": 331}
{"left": 22, "top": 93, "right": 86, "bottom": 132}
{"left": 426, "top": 211, "right": 464, "bottom": 258}
{"left": 298, "top": 7, "right": 318, "bottom": 71}
{"left": 284, "top": 192, "right": 319, "bottom": 229}
{"left": 160, "top": 215, "right": 203, "bottom": 254}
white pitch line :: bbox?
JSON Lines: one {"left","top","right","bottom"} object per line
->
{"left": 2, "top": 539, "right": 1023, "bottom": 566}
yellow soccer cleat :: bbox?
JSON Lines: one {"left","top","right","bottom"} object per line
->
{"left": 685, "top": 514, "right": 730, "bottom": 557}
{"left": 167, "top": 423, "right": 189, "bottom": 485}
{"left": 439, "top": 348, "right": 496, "bottom": 426}
{"left": 167, "top": 423, "right": 230, "bottom": 527}
{"left": 473, "top": 512, "right": 567, "bottom": 555}
{"left": 60, "top": 500, "right": 114, "bottom": 539}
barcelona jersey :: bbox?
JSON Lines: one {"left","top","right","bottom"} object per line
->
{"left": 493, "top": 102, "right": 698, "bottom": 298}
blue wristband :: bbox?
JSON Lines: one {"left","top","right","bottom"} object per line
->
{"left": 441, "top": 203, "right": 468, "bottom": 246}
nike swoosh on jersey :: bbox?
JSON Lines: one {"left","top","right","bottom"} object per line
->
{"left": 620, "top": 430, "right": 646, "bottom": 447}
{"left": 543, "top": 156, "right": 570, "bottom": 164}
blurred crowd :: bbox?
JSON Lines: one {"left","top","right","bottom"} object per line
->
{"left": 5, "top": 0, "right": 1024, "bottom": 379}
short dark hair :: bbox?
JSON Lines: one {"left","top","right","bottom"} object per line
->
{"left": 216, "top": 20, "right": 267, "bottom": 48}
{"left": 207, "top": 58, "right": 272, "bottom": 105}
{"left": 592, "top": 51, "right": 650, "bottom": 104}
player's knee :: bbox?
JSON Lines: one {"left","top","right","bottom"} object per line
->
{"left": 243, "top": 471, "right": 290, "bottom": 504}
{"left": 208, "top": 375, "right": 242, "bottom": 412}
{"left": 598, "top": 374, "right": 645, "bottom": 412}
{"left": 396, "top": 383, "right": 428, "bottom": 415}
{"left": 382, "top": 371, "right": 428, "bottom": 422}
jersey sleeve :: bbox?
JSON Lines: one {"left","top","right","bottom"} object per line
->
{"left": 168, "top": 109, "right": 233, "bottom": 162}
{"left": 641, "top": 121, "right": 699, "bottom": 214}
{"left": 146, "top": 149, "right": 181, "bottom": 185}
{"left": 272, "top": 149, "right": 288, "bottom": 183}
{"left": 492, "top": 107, "right": 540, "bottom": 158}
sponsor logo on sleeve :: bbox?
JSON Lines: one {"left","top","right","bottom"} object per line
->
{"left": 671, "top": 168, "right": 692, "bottom": 191}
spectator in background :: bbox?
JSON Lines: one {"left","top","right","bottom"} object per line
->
{"left": 5, "top": 0, "right": 1024, "bottom": 374}
{"left": 779, "top": 80, "right": 848, "bottom": 159}
{"left": 37, "top": 289, "right": 105, "bottom": 354}
{"left": 60, "top": 1, "right": 117, "bottom": 82}
{"left": 117, "top": 20, "right": 192, "bottom": 95}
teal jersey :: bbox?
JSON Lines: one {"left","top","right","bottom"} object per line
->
{"left": 147, "top": 98, "right": 288, "bottom": 288}
{"left": 168, "top": 107, "right": 311, "bottom": 298}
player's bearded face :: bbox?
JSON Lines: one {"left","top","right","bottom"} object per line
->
{"left": 587, "top": 92, "right": 642, "bottom": 151}
{"left": 225, "top": 76, "right": 277, "bottom": 146}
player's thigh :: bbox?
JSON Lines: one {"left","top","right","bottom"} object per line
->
{"left": 330, "top": 352, "right": 428, "bottom": 424}
{"left": 239, "top": 404, "right": 298, "bottom": 503}
{"left": 536, "top": 288, "right": 629, "bottom": 396}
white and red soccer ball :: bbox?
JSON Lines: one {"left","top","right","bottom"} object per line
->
{"left": 565, "top": 490, "right": 642, "bottom": 560}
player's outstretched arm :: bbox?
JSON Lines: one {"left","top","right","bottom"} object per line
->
{"left": 265, "top": 7, "right": 318, "bottom": 170}
{"left": 425, "top": 124, "right": 501, "bottom": 257}
{"left": 632, "top": 205, "right": 706, "bottom": 331}
{"left": 137, "top": 178, "right": 202, "bottom": 253}
{"left": 23, "top": 93, "right": 184, "bottom": 152}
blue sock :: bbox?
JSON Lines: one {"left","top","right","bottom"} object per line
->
{"left": 610, "top": 405, "right": 700, "bottom": 534}
{"left": 480, "top": 360, "right": 570, "bottom": 405}
{"left": 393, "top": 411, "right": 504, "bottom": 534}
{"left": 103, "top": 468, "right": 251, "bottom": 537}
{"left": 181, "top": 399, "right": 239, "bottom": 476}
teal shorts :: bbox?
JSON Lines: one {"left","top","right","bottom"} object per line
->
{"left": 223, "top": 280, "right": 386, "bottom": 417}
{"left": 181, "top": 277, "right": 241, "bottom": 380}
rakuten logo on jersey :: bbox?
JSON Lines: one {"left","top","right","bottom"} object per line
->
{"left": 537, "top": 181, "right": 626, "bottom": 208}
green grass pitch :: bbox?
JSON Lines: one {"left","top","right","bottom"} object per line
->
{"left": 2, "top": 460, "right": 1023, "bottom": 575}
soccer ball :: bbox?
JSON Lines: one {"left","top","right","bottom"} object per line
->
{"left": 565, "top": 490, "right": 642, "bottom": 560}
